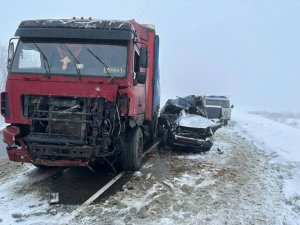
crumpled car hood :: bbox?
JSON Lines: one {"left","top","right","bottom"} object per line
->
{"left": 176, "top": 110, "right": 216, "bottom": 129}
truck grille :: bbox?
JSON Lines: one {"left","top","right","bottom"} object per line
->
{"left": 22, "top": 95, "right": 92, "bottom": 139}
{"left": 206, "top": 107, "right": 222, "bottom": 119}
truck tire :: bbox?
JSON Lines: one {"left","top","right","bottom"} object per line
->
{"left": 122, "top": 127, "right": 143, "bottom": 171}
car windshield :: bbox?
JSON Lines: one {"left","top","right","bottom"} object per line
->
{"left": 206, "top": 99, "right": 230, "bottom": 108}
{"left": 11, "top": 40, "right": 128, "bottom": 78}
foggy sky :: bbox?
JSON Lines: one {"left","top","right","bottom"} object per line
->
{"left": 0, "top": 0, "right": 299, "bottom": 111}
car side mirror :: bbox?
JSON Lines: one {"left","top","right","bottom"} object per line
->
{"left": 136, "top": 71, "right": 146, "bottom": 84}
{"left": 140, "top": 47, "right": 148, "bottom": 68}
{"left": 231, "top": 105, "right": 234, "bottom": 108}
{"left": 7, "top": 41, "right": 15, "bottom": 70}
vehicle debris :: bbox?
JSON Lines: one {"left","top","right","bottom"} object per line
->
{"left": 145, "top": 173, "right": 152, "bottom": 180}
{"left": 158, "top": 95, "right": 219, "bottom": 151}
{"left": 133, "top": 171, "right": 143, "bottom": 178}
{"left": 49, "top": 192, "right": 59, "bottom": 204}
{"left": 217, "top": 148, "right": 224, "bottom": 154}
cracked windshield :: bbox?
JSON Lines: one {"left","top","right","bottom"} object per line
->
{"left": 11, "top": 41, "right": 127, "bottom": 77}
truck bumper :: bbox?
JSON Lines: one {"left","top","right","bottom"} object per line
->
{"left": 3, "top": 126, "right": 30, "bottom": 163}
{"left": 3, "top": 126, "right": 90, "bottom": 167}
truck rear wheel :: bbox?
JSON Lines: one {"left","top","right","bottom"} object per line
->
{"left": 122, "top": 127, "right": 143, "bottom": 171}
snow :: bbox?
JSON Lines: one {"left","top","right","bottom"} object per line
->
{"left": 0, "top": 115, "right": 7, "bottom": 130}
{"left": 250, "top": 111, "right": 300, "bottom": 129}
{"left": 233, "top": 109, "right": 300, "bottom": 202}
{"left": 0, "top": 164, "right": 81, "bottom": 225}
{"left": 234, "top": 110, "right": 300, "bottom": 163}
{"left": 176, "top": 110, "right": 216, "bottom": 128}
{"left": 0, "top": 165, "right": 68, "bottom": 225}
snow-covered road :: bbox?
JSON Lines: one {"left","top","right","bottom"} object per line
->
{"left": 0, "top": 111, "right": 299, "bottom": 224}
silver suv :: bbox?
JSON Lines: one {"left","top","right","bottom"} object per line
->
{"left": 205, "top": 96, "right": 233, "bottom": 125}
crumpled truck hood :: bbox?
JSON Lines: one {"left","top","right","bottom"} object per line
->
{"left": 176, "top": 110, "right": 217, "bottom": 129}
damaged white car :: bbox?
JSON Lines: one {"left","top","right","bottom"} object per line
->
{"left": 158, "top": 95, "right": 220, "bottom": 151}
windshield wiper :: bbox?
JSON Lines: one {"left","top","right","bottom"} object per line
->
{"left": 33, "top": 43, "right": 51, "bottom": 79}
{"left": 86, "top": 48, "right": 114, "bottom": 83}
{"left": 63, "top": 44, "right": 81, "bottom": 79}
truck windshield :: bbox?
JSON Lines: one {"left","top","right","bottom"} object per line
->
{"left": 206, "top": 100, "right": 230, "bottom": 108}
{"left": 11, "top": 40, "right": 128, "bottom": 78}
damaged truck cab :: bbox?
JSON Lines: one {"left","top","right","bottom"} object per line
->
{"left": 1, "top": 19, "right": 160, "bottom": 170}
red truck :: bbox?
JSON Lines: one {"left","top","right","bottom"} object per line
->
{"left": 0, "top": 18, "right": 160, "bottom": 171}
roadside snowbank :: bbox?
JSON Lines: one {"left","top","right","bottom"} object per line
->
{"left": 233, "top": 110, "right": 300, "bottom": 202}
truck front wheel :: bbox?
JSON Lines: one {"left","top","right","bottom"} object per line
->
{"left": 122, "top": 127, "right": 143, "bottom": 171}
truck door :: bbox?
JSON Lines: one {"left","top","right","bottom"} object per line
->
{"left": 132, "top": 47, "right": 146, "bottom": 116}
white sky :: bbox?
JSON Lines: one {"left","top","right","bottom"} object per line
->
{"left": 1, "top": 0, "right": 300, "bottom": 111}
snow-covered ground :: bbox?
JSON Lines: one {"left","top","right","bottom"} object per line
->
{"left": 0, "top": 164, "right": 74, "bottom": 224}
{"left": 234, "top": 110, "right": 300, "bottom": 215}
{"left": 234, "top": 112, "right": 300, "bottom": 197}
{"left": 249, "top": 111, "right": 300, "bottom": 129}
{"left": 0, "top": 110, "right": 300, "bottom": 224}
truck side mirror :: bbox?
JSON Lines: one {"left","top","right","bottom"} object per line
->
{"left": 231, "top": 105, "right": 234, "bottom": 108}
{"left": 140, "top": 47, "right": 148, "bottom": 68}
{"left": 136, "top": 71, "right": 146, "bottom": 84}
{"left": 7, "top": 42, "right": 15, "bottom": 70}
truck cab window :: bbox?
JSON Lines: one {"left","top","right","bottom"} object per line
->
{"left": 19, "top": 49, "right": 42, "bottom": 69}
{"left": 11, "top": 40, "right": 128, "bottom": 78}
